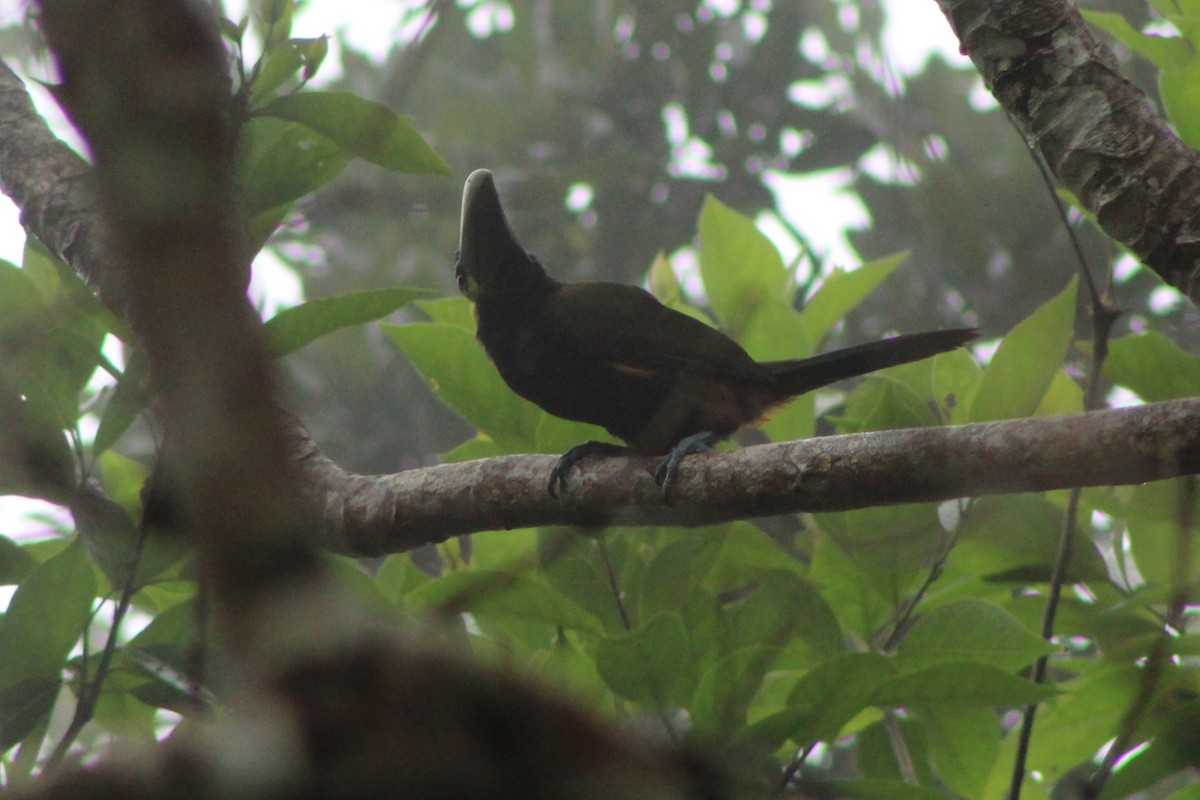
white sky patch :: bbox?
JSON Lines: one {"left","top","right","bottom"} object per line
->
{"left": 858, "top": 141, "right": 921, "bottom": 186}
{"left": 764, "top": 168, "right": 869, "bottom": 268}
{"left": 0, "top": 193, "right": 20, "bottom": 264}
{"left": 1148, "top": 285, "right": 1182, "bottom": 314}
{"left": 880, "top": 0, "right": 969, "bottom": 74}
{"left": 0, "top": 496, "right": 73, "bottom": 542}
{"left": 250, "top": 247, "right": 306, "bottom": 319}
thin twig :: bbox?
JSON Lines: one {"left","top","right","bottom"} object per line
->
{"left": 45, "top": 522, "right": 148, "bottom": 771}
{"left": 596, "top": 536, "right": 631, "bottom": 632}
{"left": 884, "top": 711, "right": 920, "bottom": 785}
{"left": 879, "top": 521, "right": 963, "bottom": 655}
{"left": 1007, "top": 123, "right": 1119, "bottom": 800}
{"left": 595, "top": 535, "right": 684, "bottom": 745}
{"left": 777, "top": 741, "right": 820, "bottom": 795}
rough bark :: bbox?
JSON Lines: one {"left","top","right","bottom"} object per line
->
{"left": 299, "top": 397, "right": 1200, "bottom": 554}
{"left": 936, "top": 0, "right": 1200, "bottom": 302}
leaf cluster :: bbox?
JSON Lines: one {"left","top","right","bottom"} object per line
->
{"left": 2, "top": 2, "right": 1200, "bottom": 798}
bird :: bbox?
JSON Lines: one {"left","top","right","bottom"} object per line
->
{"left": 454, "top": 168, "right": 978, "bottom": 498}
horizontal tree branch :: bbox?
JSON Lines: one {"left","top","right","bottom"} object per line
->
{"left": 311, "top": 397, "right": 1200, "bottom": 555}
{"left": 3, "top": 30, "right": 1199, "bottom": 562}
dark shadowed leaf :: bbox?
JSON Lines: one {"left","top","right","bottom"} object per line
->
{"left": 595, "top": 613, "right": 689, "bottom": 705}
{"left": 0, "top": 676, "right": 60, "bottom": 750}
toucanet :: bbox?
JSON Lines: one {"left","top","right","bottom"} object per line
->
{"left": 455, "top": 168, "right": 977, "bottom": 498}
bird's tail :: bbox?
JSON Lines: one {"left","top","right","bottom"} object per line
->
{"left": 763, "top": 328, "right": 979, "bottom": 398}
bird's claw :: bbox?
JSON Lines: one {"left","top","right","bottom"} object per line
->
{"left": 653, "top": 431, "right": 718, "bottom": 500}
{"left": 547, "top": 462, "right": 571, "bottom": 499}
{"left": 547, "top": 442, "right": 625, "bottom": 499}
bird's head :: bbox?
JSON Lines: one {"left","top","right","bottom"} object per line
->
{"left": 456, "top": 169, "right": 543, "bottom": 302}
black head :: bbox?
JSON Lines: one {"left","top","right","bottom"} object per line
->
{"left": 456, "top": 169, "right": 546, "bottom": 300}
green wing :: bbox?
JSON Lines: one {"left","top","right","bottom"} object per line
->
{"left": 543, "top": 282, "right": 773, "bottom": 386}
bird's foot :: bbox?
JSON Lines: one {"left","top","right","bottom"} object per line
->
{"left": 548, "top": 441, "right": 626, "bottom": 498}
{"left": 654, "top": 431, "right": 719, "bottom": 499}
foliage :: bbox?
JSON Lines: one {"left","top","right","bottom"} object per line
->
{"left": 0, "top": 1, "right": 1199, "bottom": 799}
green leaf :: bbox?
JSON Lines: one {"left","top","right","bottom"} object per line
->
{"left": 800, "top": 251, "right": 908, "bottom": 345}
{"left": 635, "top": 537, "right": 711, "bottom": 622}
{"left": 405, "top": 570, "right": 604, "bottom": 635}
{"left": 955, "top": 495, "right": 1109, "bottom": 583}
{"left": 0, "top": 256, "right": 43, "bottom": 315}
{"left": 1104, "top": 332, "right": 1200, "bottom": 401}
{"left": 538, "top": 529, "right": 628, "bottom": 633}
{"left": 0, "top": 538, "right": 96, "bottom": 688}
{"left": 818, "top": 503, "right": 945, "bottom": 600}
{"left": 415, "top": 296, "right": 475, "bottom": 329}
{"left": 384, "top": 322, "right": 542, "bottom": 452}
{"left": 237, "top": 115, "right": 352, "bottom": 219}
{"left": 937, "top": 346, "right": 985, "bottom": 425}
{"left": 0, "top": 377, "right": 75, "bottom": 500}
{"left": 737, "top": 298, "right": 815, "bottom": 441}
{"left": 0, "top": 535, "right": 36, "bottom": 585}
{"left": 969, "top": 276, "right": 1077, "bottom": 422}
{"left": 692, "top": 645, "right": 777, "bottom": 727}
{"left": 920, "top": 705, "right": 1000, "bottom": 799}
{"left": 698, "top": 194, "right": 788, "bottom": 335}
{"left": 647, "top": 251, "right": 681, "bottom": 303}
{"left": 1162, "top": 59, "right": 1200, "bottom": 148}
{"left": 470, "top": 528, "right": 539, "bottom": 572}
{"left": 744, "top": 652, "right": 893, "bottom": 750}
{"left": 726, "top": 569, "right": 844, "bottom": 658}
{"left": 1082, "top": 10, "right": 1193, "bottom": 71}
{"left": 835, "top": 375, "right": 941, "bottom": 434}
{"left": 0, "top": 676, "right": 60, "bottom": 751}
{"left": 252, "top": 40, "right": 305, "bottom": 101}
{"left": 259, "top": 91, "right": 450, "bottom": 176}
{"left": 1016, "top": 667, "right": 1136, "bottom": 786}
{"left": 807, "top": 535, "right": 892, "bottom": 642}
{"left": 72, "top": 482, "right": 141, "bottom": 590}
{"left": 703, "top": 521, "right": 802, "bottom": 584}
{"left": 1127, "top": 514, "right": 1198, "bottom": 589}
{"left": 22, "top": 238, "right": 131, "bottom": 341}
{"left": 595, "top": 613, "right": 689, "bottom": 706}
{"left": 374, "top": 553, "right": 430, "bottom": 603}
{"left": 440, "top": 434, "right": 504, "bottom": 463}
{"left": 857, "top": 717, "right": 936, "bottom": 785}
{"left": 1098, "top": 720, "right": 1200, "bottom": 800}
{"left": 0, "top": 259, "right": 106, "bottom": 429}
{"left": 263, "top": 287, "right": 432, "bottom": 357}
{"left": 871, "top": 662, "right": 1058, "bottom": 708}
{"left": 295, "top": 36, "right": 329, "bottom": 82}
{"left": 218, "top": 16, "right": 246, "bottom": 47}
{"left": 1034, "top": 368, "right": 1084, "bottom": 416}
{"left": 823, "top": 779, "right": 951, "bottom": 800}
{"left": 92, "top": 350, "right": 150, "bottom": 456}
{"left": 895, "top": 598, "right": 1057, "bottom": 673}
